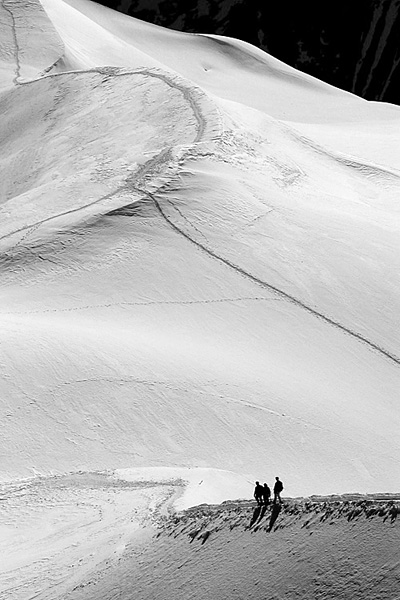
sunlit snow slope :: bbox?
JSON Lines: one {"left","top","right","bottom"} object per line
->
{"left": 1, "top": 0, "right": 400, "bottom": 497}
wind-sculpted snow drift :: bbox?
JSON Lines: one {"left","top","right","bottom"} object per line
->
{"left": 0, "top": 0, "right": 400, "bottom": 597}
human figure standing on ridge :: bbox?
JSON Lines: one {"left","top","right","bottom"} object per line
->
{"left": 254, "top": 481, "right": 264, "bottom": 505}
{"left": 273, "top": 476, "right": 283, "bottom": 504}
{"left": 263, "top": 482, "right": 271, "bottom": 505}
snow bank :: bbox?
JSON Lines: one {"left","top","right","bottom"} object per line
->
{"left": 115, "top": 467, "right": 252, "bottom": 510}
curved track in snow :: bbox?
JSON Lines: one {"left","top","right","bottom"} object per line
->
{"left": 3, "top": 60, "right": 399, "bottom": 367}
{"left": 1, "top": 0, "right": 22, "bottom": 84}
{"left": 98, "top": 66, "right": 399, "bottom": 368}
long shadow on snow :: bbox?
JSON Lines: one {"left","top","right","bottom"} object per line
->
{"left": 267, "top": 503, "right": 282, "bottom": 532}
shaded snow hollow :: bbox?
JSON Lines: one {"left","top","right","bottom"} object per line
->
{"left": 0, "top": 0, "right": 400, "bottom": 597}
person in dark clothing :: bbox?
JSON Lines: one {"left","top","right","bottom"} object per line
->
{"left": 262, "top": 482, "right": 271, "bottom": 505}
{"left": 273, "top": 476, "right": 283, "bottom": 503}
{"left": 254, "top": 481, "right": 264, "bottom": 505}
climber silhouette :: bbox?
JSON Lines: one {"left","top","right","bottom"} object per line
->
{"left": 273, "top": 476, "right": 283, "bottom": 503}
{"left": 263, "top": 482, "right": 271, "bottom": 506}
{"left": 254, "top": 481, "right": 264, "bottom": 506}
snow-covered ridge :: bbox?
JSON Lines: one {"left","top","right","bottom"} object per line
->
{"left": 62, "top": 493, "right": 400, "bottom": 600}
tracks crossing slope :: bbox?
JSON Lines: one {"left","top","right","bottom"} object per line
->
{"left": 1, "top": 29, "right": 399, "bottom": 367}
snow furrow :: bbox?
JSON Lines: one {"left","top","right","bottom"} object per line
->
{"left": 150, "top": 191, "right": 400, "bottom": 366}
{"left": 1, "top": 0, "right": 22, "bottom": 83}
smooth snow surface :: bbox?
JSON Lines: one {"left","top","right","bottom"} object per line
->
{"left": 115, "top": 467, "right": 253, "bottom": 510}
{"left": 0, "top": 0, "right": 400, "bottom": 595}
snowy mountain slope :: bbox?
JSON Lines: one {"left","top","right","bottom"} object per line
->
{"left": 1, "top": 0, "right": 400, "bottom": 500}
{"left": 1, "top": 1, "right": 400, "bottom": 597}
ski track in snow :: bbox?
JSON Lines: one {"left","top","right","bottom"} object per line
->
{"left": 0, "top": 295, "right": 279, "bottom": 315}
{"left": 1, "top": 0, "right": 22, "bottom": 84}
{"left": 0, "top": 67, "right": 218, "bottom": 246}
{"left": 0, "top": 472, "right": 181, "bottom": 600}
{"left": 0, "top": 8, "right": 398, "bottom": 367}
{"left": 150, "top": 190, "right": 400, "bottom": 366}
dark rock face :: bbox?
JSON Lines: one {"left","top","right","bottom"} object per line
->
{"left": 95, "top": 0, "right": 121, "bottom": 9}
{"left": 98, "top": 0, "right": 400, "bottom": 105}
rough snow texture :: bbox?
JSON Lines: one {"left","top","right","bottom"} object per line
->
{"left": 63, "top": 497, "right": 400, "bottom": 600}
{"left": 0, "top": 473, "right": 176, "bottom": 600}
{"left": 0, "top": 0, "right": 400, "bottom": 597}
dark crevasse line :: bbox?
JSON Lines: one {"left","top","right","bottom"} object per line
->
{"left": 146, "top": 190, "right": 400, "bottom": 367}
